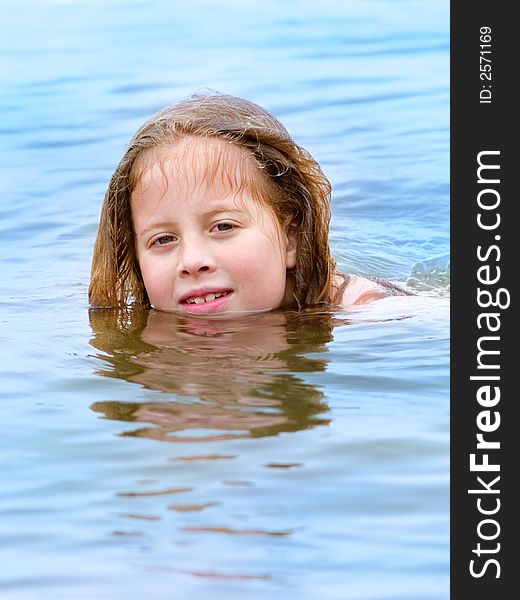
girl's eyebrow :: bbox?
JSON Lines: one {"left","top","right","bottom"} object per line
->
{"left": 138, "top": 222, "right": 176, "bottom": 237}
{"left": 137, "top": 207, "right": 248, "bottom": 236}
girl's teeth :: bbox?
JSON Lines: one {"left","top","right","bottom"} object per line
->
{"left": 186, "top": 292, "right": 226, "bottom": 304}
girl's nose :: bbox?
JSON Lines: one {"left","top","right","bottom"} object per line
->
{"left": 177, "top": 239, "right": 215, "bottom": 277}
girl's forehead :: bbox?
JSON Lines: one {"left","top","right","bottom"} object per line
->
{"left": 133, "top": 136, "right": 267, "bottom": 201}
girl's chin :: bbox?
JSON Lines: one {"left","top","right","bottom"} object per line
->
{"left": 151, "top": 301, "right": 276, "bottom": 319}
{"left": 183, "top": 307, "right": 276, "bottom": 319}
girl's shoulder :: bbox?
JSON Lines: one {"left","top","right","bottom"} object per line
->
{"left": 332, "top": 273, "right": 412, "bottom": 308}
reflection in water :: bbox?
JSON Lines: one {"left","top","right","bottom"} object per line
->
{"left": 88, "top": 307, "right": 348, "bottom": 442}
{"left": 181, "top": 526, "right": 294, "bottom": 537}
{"left": 116, "top": 487, "right": 194, "bottom": 497}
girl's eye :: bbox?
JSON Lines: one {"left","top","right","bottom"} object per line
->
{"left": 153, "top": 235, "right": 175, "bottom": 246}
{"left": 214, "top": 223, "right": 234, "bottom": 232}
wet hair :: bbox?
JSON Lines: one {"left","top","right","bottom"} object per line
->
{"left": 89, "top": 91, "right": 337, "bottom": 308}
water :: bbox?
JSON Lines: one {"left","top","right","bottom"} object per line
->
{"left": 0, "top": 1, "right": 449, "bottom": 598}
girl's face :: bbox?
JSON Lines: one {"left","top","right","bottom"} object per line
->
{"left": 130, "top": 138, "right": 297, "bottom": 316}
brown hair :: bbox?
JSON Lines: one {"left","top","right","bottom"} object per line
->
{"left": 89, "top": 91, "right": 337, "bottom": 308}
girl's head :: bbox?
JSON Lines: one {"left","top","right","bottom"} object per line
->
{"left": 89, "top": 91, "right": 336, "bottom": 313}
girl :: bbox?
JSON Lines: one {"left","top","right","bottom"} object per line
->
{"left": 89, "top": 91, "right": 408, "bottom": 315}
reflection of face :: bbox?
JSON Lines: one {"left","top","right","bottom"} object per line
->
{"left": 141, "top": 310, "right": 291, "bottom": 356}
{"left": 89, "top": 307, "right": 332, "bottom": 442}
{"left": 131, "top": 137, "right": 297, "bottom": 316}
{"left": 135, "top": 311, "right": 292, "bottom": 401}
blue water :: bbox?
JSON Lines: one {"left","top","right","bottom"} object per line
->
{"left": 0, "top": 1, "right": 449, "bottom": 598}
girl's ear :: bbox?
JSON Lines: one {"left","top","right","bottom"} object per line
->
{"left": 285, "top": 225, "right": 297, "bottom": 268}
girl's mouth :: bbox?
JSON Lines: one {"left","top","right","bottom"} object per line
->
{"left": 184, "top": 291, "right": 228, "bottom": 305}
{"left": 180, "top": 290, "right": 233, "bottom": 314}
